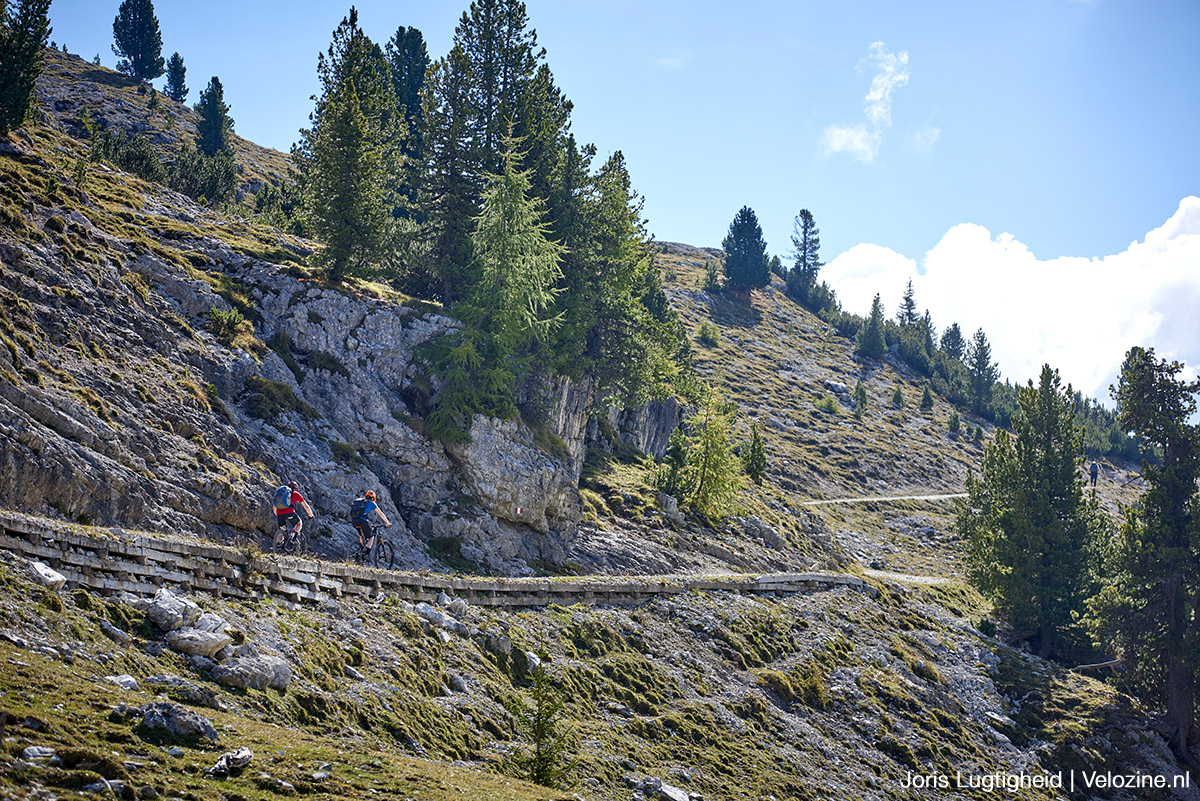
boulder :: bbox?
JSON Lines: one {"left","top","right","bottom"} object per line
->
{"left": 29, "top": 561, "right": 66, "bottom": 591}
{"left": 166, "top": 628, "right": 232, "bottom": 658}
{"left": 147, "top": 589, "right": 202, "bottom": 632}
{"left": 105, "top": 674, "right": 139, "bottom": 690}
{"left": 140, "top": 701, "right": 218, "bottom": 741}
{"left": 212, "top": 656, "right": 291, "bottom": 691}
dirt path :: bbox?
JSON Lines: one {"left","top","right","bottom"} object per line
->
{"left": 800, "top": 493, "right": 967, "bottom": 506}
{"left": 862, "top": 567, "right": 956, "bottom": 585}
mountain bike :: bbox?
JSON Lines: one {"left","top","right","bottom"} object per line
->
{"left": 273, "top": 514, "right": 306, "bottom": 555}
{"left": 347, "top": 522, "right": 395, "bottom": 570}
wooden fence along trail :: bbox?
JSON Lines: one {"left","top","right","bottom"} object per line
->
{"left": 0, "top": 511, "right": 875, "bottom": 608}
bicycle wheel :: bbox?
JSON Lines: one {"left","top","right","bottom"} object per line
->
{"left": 374, "top": 540, "right": 395, "bottom": 570}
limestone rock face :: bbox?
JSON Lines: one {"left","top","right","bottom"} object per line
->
{"left": 447, "top": 415, "right": 582, "bottom": 536}
{"left": 148, "top": 589, "right": 203, "bottom": 633}
{"left": 212, "top": 655, "right": 291, "bottom": 691}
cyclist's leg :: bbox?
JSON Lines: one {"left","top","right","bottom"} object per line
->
{"left": 273, "top": 514, "right": 287, "bottom": 548}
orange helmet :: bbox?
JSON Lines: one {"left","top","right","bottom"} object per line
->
{"left": 365, "top": 490, "right": 376, "bottom": 501}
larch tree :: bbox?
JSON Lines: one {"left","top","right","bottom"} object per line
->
{"left": 0, "top": 0, "right": 52, "bottom": 136}
{"left": 112, "top": 0, "right": 164, "bottom": 81}
{"left": 1088, "top": 347, "right": 1200, "bottom": 762}
{"left": 958, "top": 364, "right": 1099, "bottom": 659}
{"left": 722, "top": 205, "right": 770, "bottom": 291}
{"left": 428, "top": 136, "right": 564, "bottom": 442}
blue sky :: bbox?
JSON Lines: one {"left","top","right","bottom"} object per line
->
{"left": 49, "top": 0, "right": 1200, "bottom": 400}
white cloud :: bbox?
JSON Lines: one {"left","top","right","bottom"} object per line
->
{"left": 823, "top": 42, "right": 911, "bottom": 163}
{"left": 821, "top": 124, "right": 880, "bottom": 163}
{"left": 823, "top": 197, "right": 1200, "bottom": 401}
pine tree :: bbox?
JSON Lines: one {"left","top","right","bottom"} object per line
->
{"left": 966, "top": 328, "right": 999, "bottom": 416}
{"left": 856, "top": 294, "right": 887, "bottom": 359}
{"left": 948, "top": 410, "right": 960, "bottom": 435}
{"left": 428, "top": 135, "right": 564, "bottom": 441}
{"left": 112, "top": 0, "right": 164, "bottom": 81}
{"left": 743, "top": 423, "right": 766, "bottom": 485}
{"left": 940, "top": 322, "right": 966, "bottom": 361}
{"left": 721, "top": 206, "right": 770, "bottom": 291}
{"left": 897, "top": 279, "right": 918, "bottom": 326}
{"left": 507, "top": 666, "right": 577, "bottom": 788}
{"left": 0, "top": 0, "right": 52, "bottom": 136}
{"left": 194, "top": 76, "right": 233, "bottom": 157}
{"left": 920, "top": 385, "right": 934, "bottom": 412}
{"left": 296, "top": 8, "right": 401, "bottom": 283}
{"left": 786, "top": 209, "right": 821, "bottom": 303}
{"left": 164, "top": 51, "right": 186, "bottom": 102}
{"left": 892, "top": 386, "right": 904, "bottom": 408}
{"left": 386, "top": 25, "right": 429, "bottom": 219}
{"left": 959, "top": 364, "right": 1099, "bottom": 659}
{"left": 702, "top": 259, "right": 721, "bottom": 293}
{"left": 853, "top": 380, "right": 868, "bottom": 419}
{"left": 1088, "top": 347, "right": 1200, "bottom": 760}
{"left": 306, "top": 79, "right": 389, "bottom": 282}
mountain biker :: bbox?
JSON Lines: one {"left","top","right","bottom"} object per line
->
{"left": 351, "top": 490, "right": 392, "bottom": 555}
{"left": 273, "top": 481, "right": 314, "bottom": 549}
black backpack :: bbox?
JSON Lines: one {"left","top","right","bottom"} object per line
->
{"left": 349, "top": 498, "right": 369, "bottom": 522}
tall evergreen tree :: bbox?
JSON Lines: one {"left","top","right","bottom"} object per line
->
{"left": 856, "top": 294, "right": 887, "bottom": 359}
{"left": 743, "top": 423, "right": 766, "bottom": 485}
{"left": 111, "top": 0, "right": 164, "bottom": 81}
{"left": 385, "top": 25, "right": 429, "bottom": 219}
{"left": 0, "top": 0, "right": 52, "bottom": 136}
{"left": 194, "top": 76, "right": 233, "bottom": 157}
{"left": 305, "top": 79, "right": 390, "bottom": 282}
{"left": 966, "top": 328, "right": 999, "bottom": 415}
{"left": 959, "top": 364, "right": 1098, "bottom": 659}
{"left": 786, "top": 209, "right": 821, "bottom": 302}
{"left": 454, "top": 0, "right": 543, "bottom": 175}
{"left": 721, "top": 206, "right": 770, "bottom": 291}
{"left": 940, "top": 322, "right": 966, "bottom": 361}
{"left": 163, "top": 51, "right": 186, "bottom": 102}
{"left": 295, "top": 8, "right": 401, "bottom": 283}
{"left": 1088, "top": 347, "right": 1200, "bottom": 761}
{"left": 423, "top": 45, "right": 478, "bottom": 303}
{"left": 684, "top": 389, "right": 746, "bottom": 520}
{"left": 897, "top": 279, "right": 918, "bottom": 326}
{"left": 428, "top": 136, "right": 564, "bottom": 441}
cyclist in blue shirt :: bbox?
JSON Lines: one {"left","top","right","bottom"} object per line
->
{"left": 351, "top": 490, "right": 392, "bottom": 554}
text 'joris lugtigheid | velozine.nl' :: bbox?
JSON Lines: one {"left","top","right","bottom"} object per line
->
{"left": 902, "top": 769, "right": 1191, "bottom": 793}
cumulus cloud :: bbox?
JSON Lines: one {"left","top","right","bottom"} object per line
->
{"left": 823, "top": 42, "right": 910, "bottom": 163}
{"left": 822, "top": 197, "right": 1200, "bottom": 401}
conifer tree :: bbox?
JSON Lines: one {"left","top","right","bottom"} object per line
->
{"left": 853, "top": 380, "right": 868, "bottom": 419}
{"left": 966, "top": 328, "right": 999, "bottom": 415}
{"left": 306, "top": 79, "right": 389, "bottom": 282}
{"left": 920, "top": 385, "right": 934, "bottom": 412}
{"left": 722, "top": 206, "right": 770, "bottom": 291}
{"left": 856, "top": 294, "right": 887, "bottom": 359}
{"left": 1088, "top": 347, "right": 1200, "bottom": 760}
{"left": 296, "top": 8, "right": 401, "bottom": 283}
{"left": 112, "top": 0, "right": 164, "bottom": 81}
{"left": 685, "top": 389, "right": 746, "bottom": 520}
{"left": 743, "top": 423, "right": 766, "bottom": 485}
{"left": 386, "top": 25, "right": 429, "bottom": 218}
{"left": 164, "top": 51, "right": 186, "bottom": 102}
{"left": 897, "top": 279, "right": 918, "bottom": 326}
{"left": 786, "top": 209, "right": 821, "bottom": 302}
{"left": 940, "top": 322, "right": 966, "bottom": 360}
{"left": 194, "top": 76, "right": 233, "bottom": 157}
{"left": 0, "top": 0, "right": 52, "bottom": 136}
{"left": 959, "top": 364, "right": 1099, "bottom": 659}
{"left": 428, "top": 136, "right": 564, "bottom": 441}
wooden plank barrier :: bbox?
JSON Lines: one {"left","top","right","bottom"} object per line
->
{"left": 0, "top": 510, "right": 876, "bottom": 608}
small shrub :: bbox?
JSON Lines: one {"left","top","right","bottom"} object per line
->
{"left": 696, "top": 321, "right": 720, "bottom": 348}
{"left": 243, "top": 375, "right": 317, "bottom": 421}
{"left": 46, "top": 215, "right": 66, "bottom": 234}
{"left": 973, "top": 425, "right": 984, "bottom": 444}
{"left": 307, "top": 350, "right": 349, "bottom": 377}
{"left": 919, "top": 385, "right": 934, "bottom": 412}
{"left": 330, "top": 440, "right": 357, "bottom": 464}
{"left": 815, "top": 394, "right": 840, "bottom": 415}
{"left": 891, "top": 386, "right": 904, "bottom": 408}
{"left": 702, "top": 259, "right": 721, "bottom": 293}
{"left": 948, "top": 410, "right": 961, "bottom": 435}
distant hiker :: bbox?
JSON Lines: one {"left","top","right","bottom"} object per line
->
{"left": 351, "top": 490, "right": 391, "bottom": 554}
{"left": 1089, "top": 460, "right": 1099, "bottom": 487}
{"left": 273, "top": 481, "right": 314, "bottom": 548}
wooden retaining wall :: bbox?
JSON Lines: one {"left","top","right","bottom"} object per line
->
{"left": 0, "top": 511, "right": 873, "bottom": 608}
